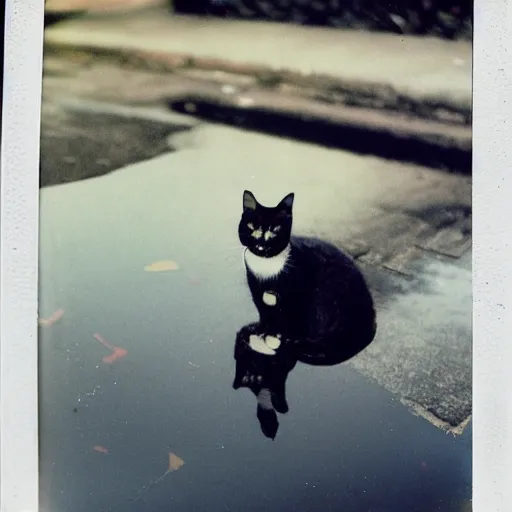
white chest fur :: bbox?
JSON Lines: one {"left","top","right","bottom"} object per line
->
{"left": 244, "top": 245, "right": 290, "bottom": 280}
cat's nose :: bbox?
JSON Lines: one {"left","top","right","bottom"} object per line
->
{"left": 256, "top": 245, "right": 264, "bottom": 252}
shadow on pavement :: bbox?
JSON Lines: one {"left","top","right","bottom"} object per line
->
{"left": 167, "top": 96, "right": 472, "bottom": 174}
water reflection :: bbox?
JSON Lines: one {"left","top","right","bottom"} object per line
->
{"left": 233, "top": 320, "right": 374, "bottom": 439}
{"left": 233, "top": 322, "right": 297, "bottom": 439}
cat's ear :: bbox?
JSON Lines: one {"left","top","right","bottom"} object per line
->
{"left": 277, "top": 193, "right": 294, "bottom": 213}
{"left": 243, "top": 190, "right": 258, "bottom": 212}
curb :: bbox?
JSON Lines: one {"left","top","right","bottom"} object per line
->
{"left": 43, "top": 40, "right": 472, "bottom": 127}
{"left": 167, "top": 89, "right": 472, "bottom": 174}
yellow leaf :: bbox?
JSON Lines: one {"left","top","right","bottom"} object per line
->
{"left": 144, "top": 260, "right": 180, "bottom": 272}
{"left": 168, "top": 452, "right": 184, "bottom": 472}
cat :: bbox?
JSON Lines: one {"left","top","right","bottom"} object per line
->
{"left": 238, "top": 189, "right": 376, "bottom": 365}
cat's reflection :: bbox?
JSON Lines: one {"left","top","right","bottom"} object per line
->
{"left": 233, "top": 190, "right": 377, "bottom": 440}
{"left": 233, "top": 320, "right": 373, "bottom": 440}
{"left": 233, "top": 322, "right": 297, "bottom": 440}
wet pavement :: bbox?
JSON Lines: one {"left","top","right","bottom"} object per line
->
{"left": 40, "top": 102, "right": 193, "bottom": 187}
{"left": 39, "top": 82, "right": 471, "bottom": 510}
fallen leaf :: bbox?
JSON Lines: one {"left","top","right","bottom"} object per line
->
{"left": 102, "top": 347, "right": 128, "bottom": 364}
{"left": 93, "top": 445, "right": 109, "bottom": 454}
{"left": 93, "top": 333, "right": 128, "bottom": 364}
{"left": 129, "top": 452, "right": 183, "bottom": 503}
{"left": 168, "top": 452, "right": 184, "bottom": 472}
{"left": 39, "top": 308, "right": 65, "bottom": 327}
{"left": 144, "top": 260, "right": 180, "bottom": 272}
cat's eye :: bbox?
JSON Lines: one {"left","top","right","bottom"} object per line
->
{"left": 247, "top": 223, "right": 254, "bottom": 230}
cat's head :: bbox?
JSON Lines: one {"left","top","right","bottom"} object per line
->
{"left": 238, "top": 190, "right": 294, "bottom": 257}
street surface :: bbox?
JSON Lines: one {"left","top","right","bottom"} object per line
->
{"left": 44, "top": 5, "right": 472, "bottom": 116}
{"left": 39, "top": 55, "right": 471, "bottom": 512}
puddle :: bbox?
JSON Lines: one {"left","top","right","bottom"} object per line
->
{"left": 39, "top": 146, "right": 471, "bottom": 511}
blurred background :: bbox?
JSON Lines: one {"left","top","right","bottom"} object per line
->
{"left": 39, "top": 1, "right": 472, "bottom": 511}
{"left": 45, "top": 0, "right": 472, "bottom": 39}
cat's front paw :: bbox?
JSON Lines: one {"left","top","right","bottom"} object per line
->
{"left": 233, "top": 368, "right": 263, "bottom": 390}
{"left": 264, "top": 334, "right": 281, "bottom": 350}
{"left": 241, "top": 374, "right": 263, "bottom": 385}
{"left": 249, "top": 334, "right": 277, "bottom": 356}
{"left": 249, "top": 334, "right": 283, "bottom": 354}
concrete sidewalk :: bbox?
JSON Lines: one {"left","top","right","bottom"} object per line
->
{"left": 44, "top": 5, "right": 472, "bottom": 119}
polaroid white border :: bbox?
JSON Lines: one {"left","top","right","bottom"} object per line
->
{"left": 472, "top": 0, "right": 512, "bottom": 511}
{"left": 1, "top": 0, "right": 44, "bottom": 510}
{"left": 0, "top": 0, "right": 510, "bottom": 511}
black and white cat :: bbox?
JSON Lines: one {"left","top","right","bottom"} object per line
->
{"left": 233, "top": 190, "right": 377, "bottom": 439}
{"left": 238, "top": 190, "right": 377, "bottom": 365}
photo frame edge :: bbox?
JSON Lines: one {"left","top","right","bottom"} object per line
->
{"left": 0, "top": 0, "right": 44, "bottom": 510}
{"left": 472, "top": 1, "right": 512, "bottom": 511}
{"left": 0, "top": 0, "right": 510, "bottom": 511}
